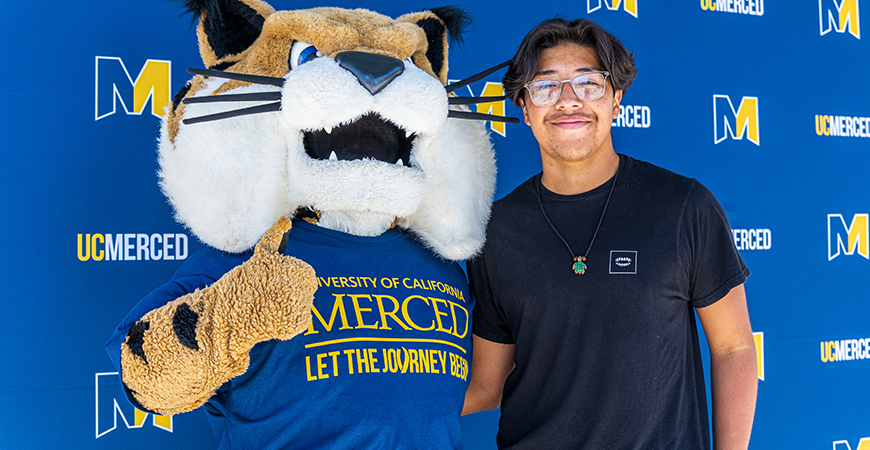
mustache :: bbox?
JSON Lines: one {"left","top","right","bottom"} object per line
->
{"left": 547, "top": 112, "right": 596, "bottom": 122}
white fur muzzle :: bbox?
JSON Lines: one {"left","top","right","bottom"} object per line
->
{"left": 160, "top": 57, "right": 495, "bottom": 260}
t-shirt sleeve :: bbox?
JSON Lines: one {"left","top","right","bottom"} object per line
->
{"left": 467, "top": 251, "right": 516, "bottom": 344}
{"left": 680, "top": 181, "right": 750, "bottom": 308}
{"left": 104, "top": 274, "right": 214, "bottom": 372}
{"left": 103, "top": 247, "right": 231, "bottom": 372}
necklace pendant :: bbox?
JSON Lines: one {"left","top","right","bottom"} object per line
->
{"left": 573, "top": 256, "right": 587, "bottom": 275}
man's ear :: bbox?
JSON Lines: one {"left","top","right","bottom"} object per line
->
{"left": 519, "top": 97, "right": 530, "bottom": 126}
{"left": 180, "top": 0, "right": 276, "bottom": 68}
{"left": 612, "top": 90, "right": 624, "bottom": 120}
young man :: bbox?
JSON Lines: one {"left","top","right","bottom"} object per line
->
{"left": 463, "top": 18, "right": 757, "bottom": 449}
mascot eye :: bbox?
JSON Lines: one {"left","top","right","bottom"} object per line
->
{"left": 290, "top": 42, "right": 321, "bottom": 69}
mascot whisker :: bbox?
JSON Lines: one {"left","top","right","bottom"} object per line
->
{"left": 106, "top": 0, "right": 510, "bottom": 448}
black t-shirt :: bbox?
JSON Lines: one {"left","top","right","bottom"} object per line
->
{"left": 468, "top": 155, "right": 749, "bottom": 450}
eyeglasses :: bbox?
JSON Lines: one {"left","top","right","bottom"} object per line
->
{"left": 523, "top": 71, "right": 610, "bottom": 106}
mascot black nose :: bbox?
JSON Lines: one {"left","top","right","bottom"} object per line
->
{"left": 336, "top": 52, "right": 405, "bottom": 95}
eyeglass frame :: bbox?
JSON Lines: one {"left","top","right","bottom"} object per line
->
{"left": 522, "top": 71, "right": 611, "bottom": 106}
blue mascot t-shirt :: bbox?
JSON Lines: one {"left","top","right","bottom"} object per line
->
{"left": 107, "top": 220, "right": 473, "bottom": 450}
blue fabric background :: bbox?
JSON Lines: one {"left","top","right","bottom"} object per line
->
{"left": 0, "top": 1, "right": 867, "bottom": 448}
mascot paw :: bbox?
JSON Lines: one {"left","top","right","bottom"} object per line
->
{"left": 239, "top": 216, "right": 318, "bottom": 343}
{"left": 120, "top": 216, "right": 316, "bottom": 415}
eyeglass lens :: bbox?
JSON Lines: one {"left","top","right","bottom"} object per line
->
{"left": 527, "top": 72, "right": 608, "bottom": 106}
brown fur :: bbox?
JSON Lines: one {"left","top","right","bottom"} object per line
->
{"left": 130, "top": 5, "right": 475, "bottom": 414}
{"left": 120, "top": 217, "right": 317, "bottom": 415}
{"left": 168, "top": 7, "right": 450, "bottom": 142}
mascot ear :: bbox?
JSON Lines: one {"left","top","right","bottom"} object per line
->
{"left": 180, "top": 0, "right": 276, "bottom": 68}
{"left": 399, "top": 7, "right": 470, "bottom": 84}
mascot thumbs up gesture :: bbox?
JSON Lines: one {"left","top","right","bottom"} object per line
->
{"left": 119, "top": 217, "right": 317, "bottom": 415}
{"left": 106, "top": 0, "right": 505, "bottom": 448}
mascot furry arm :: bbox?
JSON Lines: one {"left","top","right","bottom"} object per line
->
{"left": 119, "top": 217, "right": 316, "bottom": 415}
{"left": 108, "top": 0, "right": 504, "bottom": 426}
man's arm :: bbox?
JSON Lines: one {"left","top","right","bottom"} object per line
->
{"left": 696, "top": 283, "right": 757, "bottom": 450}
{"left": 462, "top": 334, "right": 516, "bottom": 415}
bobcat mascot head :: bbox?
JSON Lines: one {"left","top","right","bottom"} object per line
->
{"left": 160, "top": 0, "right": 500, "bottom": 260}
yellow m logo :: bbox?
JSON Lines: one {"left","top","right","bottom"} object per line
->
{"left": 96, "top": 372, "right": 173, "bottom": 438}
{"left": 820, "top": 0, "right": 861, "bottom": 39}
{"left": 828, "top": 214, "right": 869, "bottom": 260}
{"left": 713, "top": 95, "right": 760, "bottom": 145}
{"left": 753, "top": 332, "right": 764, "bottom": 380}
{"left": 834, "top": 437, "right": 870, "bottom": 450}
{"left": 95, "top": 57, "right": 171, "bottom": 120}
{"left": 589, "top": 0, "right": 638, "bottom": 17}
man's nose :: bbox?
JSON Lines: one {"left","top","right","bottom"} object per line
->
{"left": 555, "top": 80, "right": 583, "bottom": 107}
{"left": 336, "top": 52, "right": 405, "bottom": 95}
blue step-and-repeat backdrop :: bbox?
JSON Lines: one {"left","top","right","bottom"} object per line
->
{"left": 1, "top": 1, "right": 867, "bottom": 448}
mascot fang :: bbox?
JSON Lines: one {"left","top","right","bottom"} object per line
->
{"left": 106, "top": 0, "right": 508, "bottom": 448}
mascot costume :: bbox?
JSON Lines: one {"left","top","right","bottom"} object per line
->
{"left": 106, "top": 0, "right": 514, "bottom": 448}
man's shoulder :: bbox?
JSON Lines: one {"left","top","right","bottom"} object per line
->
{"left": 492, "top": 174, "right": 539, "bottom": 215}
{"left": 622, "top": 155, "right": 731, "bottom": 223}
{"left": 481, "top": 175, "right": 540, "bottom": 238}
{"left": 624, "top": 155, "right": 694, "bottom": 182}
{"left": 623, "top": 155, "right": 698, "bottom": 195}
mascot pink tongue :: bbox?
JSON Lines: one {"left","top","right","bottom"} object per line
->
{"left": 106, "top": 0, "right": 507, "bottom": 448}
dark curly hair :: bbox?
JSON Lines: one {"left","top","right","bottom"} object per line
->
{"left": 503, "top": 18, "right": 637, "bottom": 106}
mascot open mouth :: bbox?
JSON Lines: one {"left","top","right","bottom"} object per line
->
{"left": 303, "top": 113, "right": 414, "bottom": 167}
